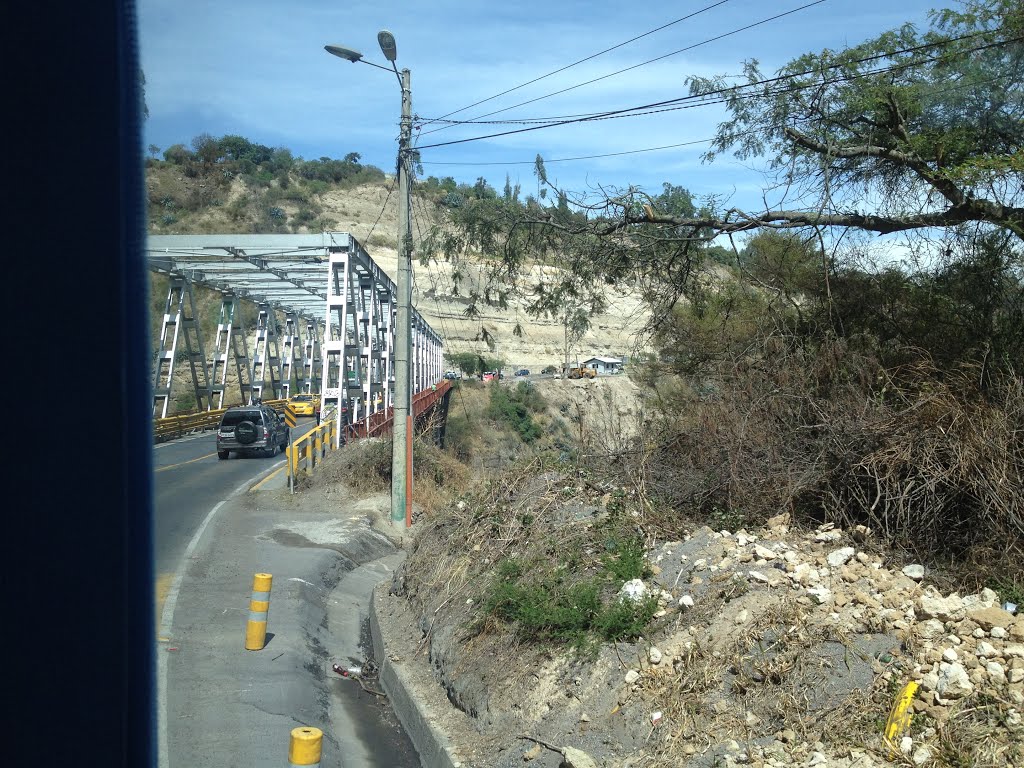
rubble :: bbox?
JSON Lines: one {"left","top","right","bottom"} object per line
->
{"left": 398, "top": 508, "right": 1024, "bottom": 768}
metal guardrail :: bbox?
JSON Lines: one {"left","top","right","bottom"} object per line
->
{"left": 284, "top": 413, "right": 339, "bottom": 481}
{"left": 358, "top": 379, "right": 452, "bottom": 438}
{"left": 153, "top": 400, "right": 288, "bottom": 443}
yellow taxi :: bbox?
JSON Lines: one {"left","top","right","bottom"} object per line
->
{"left": 288, "top": 393, "right": 317, "bottom": 416}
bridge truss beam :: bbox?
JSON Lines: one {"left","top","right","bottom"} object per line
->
{"left": 147, "top": 233, "right": 443, "bottom": 431}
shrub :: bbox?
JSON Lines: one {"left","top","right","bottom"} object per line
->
{"left": 483, "top": 556, "right": 658, "bottom": 648}
{"left": 485, "top": 382, "right": 547, "bottom": 443}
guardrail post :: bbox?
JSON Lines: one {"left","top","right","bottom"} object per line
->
{"left": 244, "top": 572, "right": 272, "bottom": 650}
{"left": 288, "top": 726, "right": 322, "bottom": 768}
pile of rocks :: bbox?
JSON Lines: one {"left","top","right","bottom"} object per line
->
{"left": 608, "top": 514, "right": 1024, "bottom": 766}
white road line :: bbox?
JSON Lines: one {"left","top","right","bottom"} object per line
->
{"left": 156, "top": 468, "right": 278, "bottom": 768}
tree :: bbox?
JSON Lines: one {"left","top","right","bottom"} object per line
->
{"left": 426, "top": 1, "right": 1022, "bottom": 349}
{"left": 675, "top": 0, "right": 1023, "bottom": 240}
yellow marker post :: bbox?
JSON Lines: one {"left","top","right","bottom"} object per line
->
{"left": 288, "top": 726, "right": 322, "bottom": 767}
{"left": 883, "top": 679, "right": 919, "bottom": 758}
{"left": 244, "top": 572, "right": 273, "bottom": 650}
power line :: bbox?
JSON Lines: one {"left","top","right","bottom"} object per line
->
{"left": 419, "top": 137, "right": 718, "bottom": 166}
{"left": 417, "top": 0, "right": 829, "bottom": 138}
{"left": 363, "top": 177, "right": 397, "bottom": 244}
{"left": 416, "top": 68, "right": 1015, "bottom": 169}
{"left": 412, "top": 33, "right": 1021, "bottom": 151}
{"left": 409, "top": 191, "right": 477, "bottom": 420}
{"left": 422, "top": 0, "right": 735, "bottom": 127}
{"left": 414, "top": 25, "right": 1007, "bottom": 129}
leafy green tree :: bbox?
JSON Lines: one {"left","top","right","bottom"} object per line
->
{"left": 679, "top": 0, "right": 1023, "bottom": 240}
{"left": 163, "top": 143, "right": 192, "bottom": 165}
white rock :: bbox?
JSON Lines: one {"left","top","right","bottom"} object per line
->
{"left": 679, "top": 595, "right": 695, "bottom": 609}
{"left": 974, "top": 628, "right": 986, "bottom": 639}
{"left": 912, "top": 746, "right": 933, "bottom": 766}
{"left": 560, "top": 746, "right": 598, "bottom": 768}
{"left": 962, "top": 588, "right": 999, "bottom": 611}
{"left": 917, "top": 619, "right": 946, "bottom": 640}
{"left": 735, "top": 609, "right": 750, "bottom": 625}
{"left": 921, "top": 671, "right": 939, "bottom": 691}
{"left": 1006, "top": 644, "right": 1024, "bottom": 658}
{"left": 936, "top": 662, "right": 974, "bottom": 700}
{"left": 806, "top": 586, "right": 832, "bottom": 605}
{"left": 1009, "top": 668, "right": 1024, "bottom": 684}
{"left": 917, "top": 592, "right": 966, "bottom": 622}
{"left": 986, "top": 661, "right": 1006, "bottom": 683}
{"left": 976, "top": 641, "right": 999, "bottom": 658}
{"left": 790, "top": 563, "right": 819, "bottom": 585}
{"left": 618, "top": 579, "right": 648, "bottom": 603}
{"left": 624, "top": 669, "right": 640, "bottom": 684}
{"left": 900, "top": 736, "right": 914, "bottom": 755}
{"left": 902, "top": 564, "right": 926, "bottom": 581}
{"left": 815, "top": 530, "right": 842, "bottom": 543}
{"left": 991, "top": 626, "right": 1008, "bottom": 640}
{"left": 754, "top": 545, "right": 777, "bottom": 560}
{"left": 827, "top": 547, "right": 856, "bottom": 567}
{"left": 1008, "top": 709, "right": 1022, "bottom": 726}
{"left": 749, "top": 570, "right": 772, "bottom": 584}
{"left": 694, "top": 559, "right": 707, "bottom": 570}
{"left": 942, "top": 648, "right": 959, "bottom": 662}
{"left": 649, "top": 647, "right": 663, "bottom": 665}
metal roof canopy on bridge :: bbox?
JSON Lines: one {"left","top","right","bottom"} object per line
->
{"left": 147, "top": 232, "right": 351, "bottom": 317}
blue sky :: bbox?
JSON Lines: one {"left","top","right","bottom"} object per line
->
{"left": 138, "top": 0, "right": 944, "bottom": 213}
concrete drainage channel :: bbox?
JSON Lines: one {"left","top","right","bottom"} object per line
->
{"left": 370, "top": 585, "right": 463, "bottom": 768}
{"left": 280, "top": 519, "right": 462, "bottom": 768}
{"left": 276, "top": 523, "right": 425, "bottom": 768}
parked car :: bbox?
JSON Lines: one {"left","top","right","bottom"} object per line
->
{"left": 287, "top": 393, "right": 316, "bottom": 416}
{"left": 216, "top": 405, "right": 289, "bottom": 459}
{"left": 443, "top": 371, "right": 461, "bottom": 380}
{"left": 482, "top": 371, "right": 497, "bottom": 382}
{"left": 514, "top": 368, "right": 530, "bottom": 376}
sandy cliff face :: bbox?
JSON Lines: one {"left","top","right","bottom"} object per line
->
{"left": 321, "top": 184, "right": 653, "bottom": 372}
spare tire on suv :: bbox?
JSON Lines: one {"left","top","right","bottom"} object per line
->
{"left": 234, "top": 420, "right": 258, "bottom": 445}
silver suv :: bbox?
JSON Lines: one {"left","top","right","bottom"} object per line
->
{"left": 216, "top": 405, "right": 289, "bottom": 459}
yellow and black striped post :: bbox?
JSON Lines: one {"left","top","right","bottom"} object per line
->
{"left": 244, "top": 572, "right": 273, "bottom": 651}
{"left": 288, "top": 726, "right": 322, "bottom": 768}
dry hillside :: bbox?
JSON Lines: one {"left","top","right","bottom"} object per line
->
{"left": 147, "top": 168, "right": 652, "bottom": 405}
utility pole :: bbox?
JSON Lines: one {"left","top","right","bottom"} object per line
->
{"left": 324, "top": 31, "right": 413, "bottom": 527}
{"left": 391, "top": 66, "right": 413, "bottom": 526}
{"left": 563, "top": 312, "right": 570, "bottom": 380}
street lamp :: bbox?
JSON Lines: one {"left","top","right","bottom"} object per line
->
{"left": 326, "top": 31, "right": 414, "bottom": 527}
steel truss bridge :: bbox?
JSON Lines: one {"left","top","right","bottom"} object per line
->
{"left": 147, "top": 233, "right": 444, "bottom": 441}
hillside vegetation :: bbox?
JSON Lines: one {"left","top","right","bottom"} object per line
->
{"left": 149, "top": 4, "right": 1024, "bottom": 760}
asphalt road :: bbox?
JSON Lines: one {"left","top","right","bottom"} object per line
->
{"left": 154, "top": 419, "right": 420, "bottom": 767}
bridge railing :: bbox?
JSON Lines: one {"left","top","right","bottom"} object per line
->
{"left": 153, "top": 399, "right": 288, "bottom": 443}
{"left": 153, "top": 380, "right": 449, "bottom": 445}
{"left": 356, "top": 379, "right": 452, "bottom": 438}
{"left": 284, "top": 410, "right": 339, "bottom": 478}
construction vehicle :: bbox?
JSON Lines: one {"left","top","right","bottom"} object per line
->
{"left": 568, "top": 365, "right": 597, "bottom": 379}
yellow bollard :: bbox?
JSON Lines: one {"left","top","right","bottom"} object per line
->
{"left": 244, "top": 572, "right": 273, "bottom": 650}
{"left": 288, "top": 726, "right": 322, "bottom": 767}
